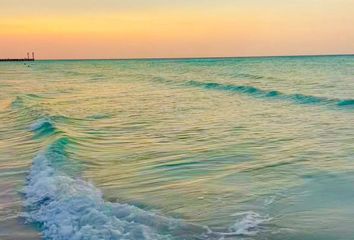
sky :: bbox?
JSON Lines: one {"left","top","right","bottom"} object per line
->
{"left": 0, "top": 0, "right": 354, "bottom": 59}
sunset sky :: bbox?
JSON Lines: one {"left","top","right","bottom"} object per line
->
{"left": 1, "top": 0, "right": 354, "bottom": 59}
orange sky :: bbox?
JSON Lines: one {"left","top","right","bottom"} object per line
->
{"left": 1, "top": 0, "right": 353, "bottom": 59}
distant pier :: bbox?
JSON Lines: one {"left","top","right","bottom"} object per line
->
{"left": 0, "top": 52, "right": 35, "bottom": 62}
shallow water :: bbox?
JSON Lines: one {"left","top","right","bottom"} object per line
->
{"left": 0, "top": 56, "right": 353, "bottom": 239}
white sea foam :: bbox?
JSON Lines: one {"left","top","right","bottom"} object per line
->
{"left": 229, "top": 211, "right": 271, "bottom": 236}
{"left": 264, "top": 196, "right": 276, "bottom": 206}
{"left": 23, "top": 139, "right": 269, "bottom": 239}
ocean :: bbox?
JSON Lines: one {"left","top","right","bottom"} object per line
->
{"left": 0, "top": 56, "right": 353, "bottom": 240}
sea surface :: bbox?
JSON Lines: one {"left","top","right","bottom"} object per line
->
{"left": 0, "top": 56, "right": 353, "bottom": 240}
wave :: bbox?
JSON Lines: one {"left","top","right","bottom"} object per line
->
{"left": 10, "top": 96, "right": 51, "bottom": 123}
{"left": 86, "top": 113, "right": 112, "bottom": 120}
{"left": 11, "top": 94, "right": 50, "bottom": 108}
{"left": 23, "top": 120, "right": 270, "bottom": 239}
{"left": 11, "top": 96, "right": 25, "bottom": 108}
{"left": 337, "top": 99, "right": 354, "bottom": 107}
{"left": 29, "top": 118, "right": 57, "bottom": 138}
{"left": 230, "top": 73, "right": 264, "bottom": 80}
{"left": 186, "top": 80, "right": 354, "bottom": 108}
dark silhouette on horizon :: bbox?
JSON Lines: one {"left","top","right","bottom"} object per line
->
{"left": 0, "top": 52, "right": 35, "bottom": 62}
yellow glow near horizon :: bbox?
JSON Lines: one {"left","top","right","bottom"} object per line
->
{"left": 1, "top": 1, "right": 353, "bottom": 59}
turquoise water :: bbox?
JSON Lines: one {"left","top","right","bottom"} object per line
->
{"left": 0, "top": 56, "right": 353, "bottom": 240}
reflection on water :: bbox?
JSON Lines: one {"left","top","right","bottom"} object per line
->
{"left": 0, "top": 56, "right": 353, "bottom": 239}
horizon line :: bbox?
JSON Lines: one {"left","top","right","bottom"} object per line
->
{"left": 3, "top": 53, "right": 354, "bottom": 61}
{"left": 39, "top": 53, "right": 354, "bottom": 61}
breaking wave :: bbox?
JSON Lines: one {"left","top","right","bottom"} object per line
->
{"left": 29, "top": 118, "right": 57, "bottom": 137}
{"left": 23, "top": 119, "right": 270, "bottom": 239}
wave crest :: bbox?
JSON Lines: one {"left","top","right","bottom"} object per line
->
{"left": 29, "top": 118, "right": 57, "bottom": 137}
{"left": 24, "top": 120, "right": 269, "bottom": 239}
{"left": 186, "top": 80, "right": 354, "bottom": 108}
{"left": 24, "top": 149, "right": 213, "bottom": 239}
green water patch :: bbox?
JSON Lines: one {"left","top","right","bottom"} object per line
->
{"left": 186, "top": 80, "right": 354, "bottom": 109}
